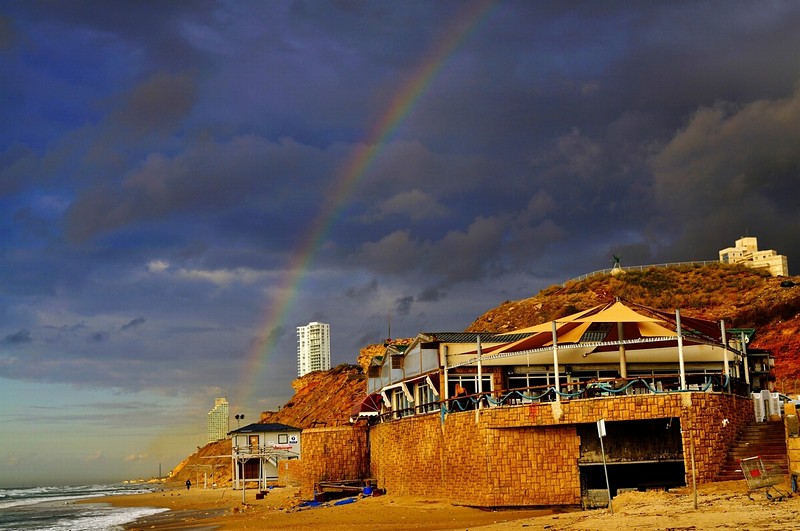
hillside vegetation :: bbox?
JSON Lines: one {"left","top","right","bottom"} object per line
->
{"left": 259, "top": 364, "right": 367, "bottom": 427}
{"left": 467, "top": 263, "right": 800, "bottom": 387}
{"left": 170, "top": 263, "right": 800, "bottom": 484}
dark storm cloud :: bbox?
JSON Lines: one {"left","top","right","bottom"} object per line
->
{"left": 345, "top": 280, "right": 379, "bottom": 301}
{"left": 651, "top": 87, "right": 800, "bottom": 261}
{"left": 2, "top": 0, "right": 800, "bottom": 403}
{"left": 121, "top": 317, "right": 146, "bottom": 331}
{"left": 3, "top": 330, "right": 31, "bottom": 345}
{"left": 0, "top": 14, "right": 15, "bottom": 49}
{"left": 90, "top": 331, "right": 109, "bottom": 343}
{"left": 357, "top": 188, "right": 448, "bottom": 223}
{"left": 109, "top": 71, "right": 197, "bottom": 136}
{"left": 64, "top": 135, "right": 337, "bottom": 242}
{"left": 417, "top": 286, "right": 445, "bottom": 303}
{"left": 352, "top": 216, "right": 506, "bottom": 285}
{"left": 0, "top": 145, "right": 37, "bottom": 198}
{"left": 608, "top": 2, "right": 800, "bottom": 113}
{"left": 12, "top": 0, "right": 219, "bottom": 70}
{"left": 394, "top": 296, "right": 414, "bottom": 317}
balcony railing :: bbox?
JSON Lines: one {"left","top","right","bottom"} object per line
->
{"left": 377, "top": 371, "right": 745, "bottom": 422}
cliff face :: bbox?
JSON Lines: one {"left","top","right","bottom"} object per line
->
{"left": 173, "top": 264, "right": 800, "bottom": 484}
{"left": 169, "top": 438, "right": 231, "bottom": 486}
{"left": 258, "top": 364, "right": 366, "bottom": 428}
{"left": 258, "top": 340, "right": 416, "bottom": 429}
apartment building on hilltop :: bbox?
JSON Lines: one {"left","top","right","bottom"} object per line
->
{"left": 297, "top": 322, "right": 331, "bottom": 377}
{"left": 719, "top": 236, "right": 789, "bottom": 276}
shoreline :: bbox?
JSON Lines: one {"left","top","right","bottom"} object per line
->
{"left": 123, "top": 508, "right": 226, "bottom": 531}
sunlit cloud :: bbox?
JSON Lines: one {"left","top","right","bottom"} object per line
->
{"left": 84, "top": 450, "right": 105, "bottom": 462}
{"left": 147, "top": 260, "right": 171, "bottom": 273}
{"left": 176, "top": 267, "right": 268, "bottom": 286}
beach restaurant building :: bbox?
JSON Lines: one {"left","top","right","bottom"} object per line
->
{"left": 349, "top": 299, "right": 774, "bottom": 507}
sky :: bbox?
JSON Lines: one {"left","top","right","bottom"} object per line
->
{"left": 2, "top": 0, "right": 800, "bottom": 486}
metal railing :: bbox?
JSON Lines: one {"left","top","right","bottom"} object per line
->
{"left": 562, "top": 260, "right": 720, "bottom": 286}
{"left": 376, "top": 372, "right": 746, "bottom": 422}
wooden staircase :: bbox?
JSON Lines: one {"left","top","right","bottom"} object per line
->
{"left": 715, "top": 420, "right": 787, "bottom": 481}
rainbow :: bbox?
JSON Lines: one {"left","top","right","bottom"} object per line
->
{"left": 236, "top": 1, "right": 496, "bottom": 409}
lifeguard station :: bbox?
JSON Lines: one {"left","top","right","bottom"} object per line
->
{"left": 229, "top": 423, "right": 301, "bottom": 491}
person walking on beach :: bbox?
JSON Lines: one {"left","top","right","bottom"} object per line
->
{"left": 186, "top": 479, "right": 191, "bottom": 491}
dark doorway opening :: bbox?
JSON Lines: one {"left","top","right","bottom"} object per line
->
{"left": 580, "top": 460, "right": 686, "bottom": 497}
{"left": 578, "top": 417, "right": 686, "bottom": 499}
{"left": 238, "top": 459, "right": 259, "bottom": 480}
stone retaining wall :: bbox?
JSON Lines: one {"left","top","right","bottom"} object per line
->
{"left": 370, "top": 393, "right": 753, "bottom": 506}
{"left": 279, "top": 425, "right": 369, "bottom": 499}
{"left": 277, "top": 458, "right": 303, "bottom": 488}
{"left": 281, "top": 394, "right": 753, "bottom": 506}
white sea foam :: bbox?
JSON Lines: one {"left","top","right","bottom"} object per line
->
{"left": 39, "top": 506, "right": 168, "bottom": 531}
{"left": 0, "top": 483, "right": 165, "bottom": 531}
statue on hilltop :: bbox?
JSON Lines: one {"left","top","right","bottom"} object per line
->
{"left": 611, "top": 254, "right": 625, "bottom": 276}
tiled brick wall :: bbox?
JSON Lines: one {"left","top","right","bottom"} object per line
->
{"left": 370, "top": 393, "right": 753, "bottom": 506}
{"left": 683, "top": 393, "right": 753, "bottom": 483}
{"left": 278, "top": 458, "right": 303, "bottom": 487}
{"left": 283, "top": 394, "right": 753, "bottom": 506}
{"left": 369, "top": 409, "right": 581, "bottom": 505}
{"left": 283, "top": 425, "right": 369, "bottom": 499}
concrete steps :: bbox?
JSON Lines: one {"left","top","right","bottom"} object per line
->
{"left": 715, "top": 420, "right": 787, "bottom": 481}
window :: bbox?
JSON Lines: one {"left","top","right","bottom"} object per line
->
{"left": 391, "top": 387, "right": 412, "bottom": 419}
{"left": 446, "top": 374, "right": 492, "bottom": 410}
{"left": 508, "top": 372, "right": 552, "bottom": 390}
{"left": 507, "top": 372, "right": 554, "bottom": 403}
{"left": 570, "top": 369, "right": 617, "bottom": 383}
{"left": 567, "top": 370, "right": 619, "bottom": 394}
{"left": 447, "top": 374, "right": 492, "bottom": 397}
{"left": 414, "top": 381, "right": 439, "bottom": 413}
{"left": 278, "top": 433, "right": 288, "bottom": 444}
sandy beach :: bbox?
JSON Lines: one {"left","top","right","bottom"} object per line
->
{"left": 97, "top": 484, "right": 550, "bottom": 530}
{"left": 92, "top": 478, "right": 800, "bottom": 531}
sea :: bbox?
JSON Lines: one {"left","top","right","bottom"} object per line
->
{"left": 0, "top": 483, "right": 168, "bottom": 531}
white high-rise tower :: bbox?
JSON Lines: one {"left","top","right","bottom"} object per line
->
{"left": 297, "top": 322, "right": 331, "bottom": 377}
{"left": 207, "top": 397, "right": 229, "bottom": 443}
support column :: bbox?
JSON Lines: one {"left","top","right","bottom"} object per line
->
{"left": 617, "top": 321, "right": 628, "bottom": 379}
{"left": 477, "top": 335, "right": 483, "bottom": 409}
{"left": 443, "top": 346, "right": 449, "bottom": 400}
{"left": 742, "top": 332, "right": 750, "bottom": 387}
{"left": 721, "top": 320, "right": 730, "bottom": 392}
{"left": 552, "top": 321, "right": 560, "bottom": 402}
{"left": 676, "top": 309, "right": 687, "bottom": 389}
